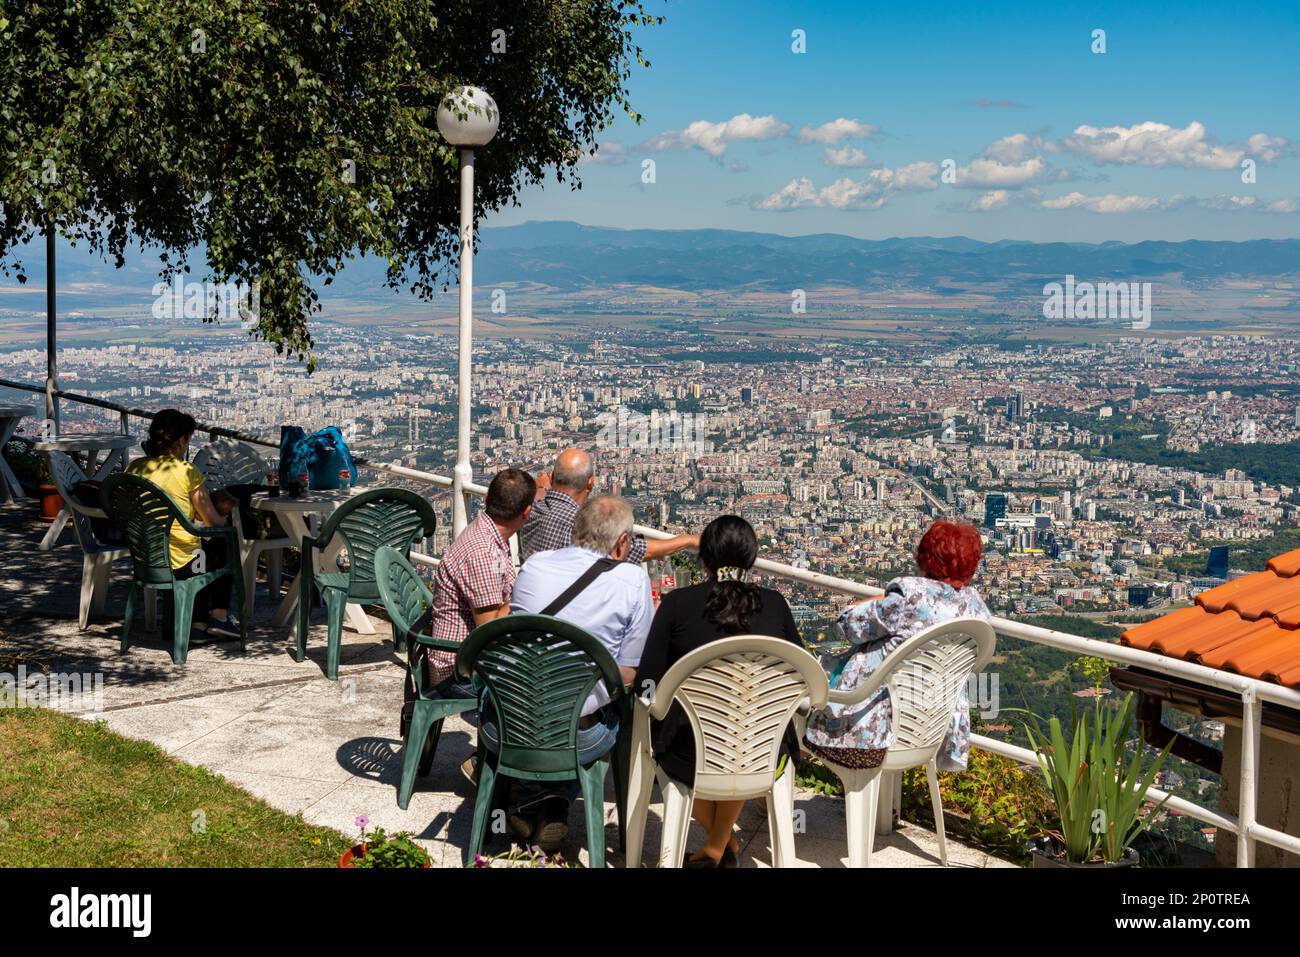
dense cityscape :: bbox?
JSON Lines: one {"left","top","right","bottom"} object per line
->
{"left": 4, "top": 324, "right": 1297, "bottom": 625}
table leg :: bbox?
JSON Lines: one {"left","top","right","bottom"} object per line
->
{"left": 271, "top": 571, "right": 304, "bottom": 628}
{"left": 0, "top": 418, "right": 22, "bottom": 502}
{"left": 0, "top": 458, "right": 22, "bottom": 503}
{"left": 271, "top": 511, "right": 312, "bottom": 630}
{"left": 39, "top": 508, "right": 71, "bottom": 550}
{"left": 90, "top": 448, "right": 120, "bottom": 481}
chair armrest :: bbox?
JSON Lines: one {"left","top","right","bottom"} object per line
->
{"left": 414, "top": 635, "right": 465, "bottom": 655}
{"left": 826, "top": 668, "right": 892, "bottom": 708}
{"left": 192, "top": 524, "right": 240, "bottom": 544}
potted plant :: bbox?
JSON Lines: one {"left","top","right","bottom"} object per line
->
{"left": 1022, "top": 682, "right": 1172, "bottom": 868}
{"left": 468, "top": 848, "right": 576, "bottom": 869}
{"left": 338, "top": 816, "right": 431, "bottom": 869}
{"left": 2, "top": 434, "right": 60, "bottom": 519}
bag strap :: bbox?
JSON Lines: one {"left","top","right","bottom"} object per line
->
{"left": 541, "top": 557, "right": 620, "bottom": 617}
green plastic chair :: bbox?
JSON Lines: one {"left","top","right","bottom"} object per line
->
{"left": 295, "top": 487, "right": 436, "bottom": 680}
{"left": 374, "top": 545, "right": 479, "bottom": 810}
{"left": 460, "top": 614, "right": 628, "bottom": 868}
{"left": 101, "top": 472, "right": 246, "bottom": 665}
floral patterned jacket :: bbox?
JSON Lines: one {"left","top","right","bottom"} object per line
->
{"left": 804, "top": 576, "right": 991, "bottom": 771}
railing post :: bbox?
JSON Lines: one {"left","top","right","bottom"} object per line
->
{"left": 1238, "top": 686, "right": 1260, "bottom": 868}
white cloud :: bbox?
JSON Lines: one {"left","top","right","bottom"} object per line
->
{"left": 824, "top": 145, "right": 869, "bottom": 168}
{"left": 1061, "top": 121, "right": 1243, "bottom": 170}
{"left": 820, "top": 178, "right": 890, "bottom": 210}
{"left": 798, "top": 118, "right": 880, "bottom": 145}
{"left": 644, "top": 113, "right": 790, "bottom": 157}
{"left": 756, "top": 177, "right": 825, "bottom": 210}
{"left": 969, "top": 190, "right": 1011, "bottom": 211}
{"left": 947, "top": 134, "right": 1055, "bottom": 188}
{"left": 756, "top": 163, "right": 937, "bottom": 211}
{"left": 1247, "top": 133, "right": 1289, "bottom": 163}
{"left": 1165, "top": 195, "right": 1299, "bottom": 213}
{"left": 1199, "top": 194, "right": 1258, "bottom": 210}
{"left": 1040, "top": 191, "right": 1175, "bottom": 213}
{"left": 956, "top": 156, "right": 1048, "bottom": 187}
{"left": 879, "top": 161, "right": 940, "bottom": 190}
{"left": 578, "top": 142, "right": 626, "bottom": 166}
{"left": 982, "top": 133, "right": 1050, "bottom": 163}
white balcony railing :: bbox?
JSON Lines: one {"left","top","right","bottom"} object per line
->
{"left": 3, "top": 377, "right": 1299, "bottom": 866}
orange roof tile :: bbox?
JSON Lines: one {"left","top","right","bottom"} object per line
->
{"left": 1267, "top": 548, "right": 1300, "bottom": 578}
{"left": 1195, "top": 572, "right": 1272, "bottom": 614}
{"left": 1122, "top": 550, "right": 1300, "bottom": 690}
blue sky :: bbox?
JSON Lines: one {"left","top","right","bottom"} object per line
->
{"left": 492, "top": 0, "right": 1300, "bottom": 242}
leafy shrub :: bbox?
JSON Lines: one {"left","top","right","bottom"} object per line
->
{"left": 469, "top": 848, "right": 577, "bottom": 868}
{"left": 900, "top": 749, "right": 1055, "bottom": 865}
{"left": 350, "top": 828, "right": 429, "bottom": 868}
{"left": 795, "top": 757, "right": 844, "bottom": 797}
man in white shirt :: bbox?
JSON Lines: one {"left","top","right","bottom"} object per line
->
{"left": 491, "top": 493, "right": 653, "bottom": 851}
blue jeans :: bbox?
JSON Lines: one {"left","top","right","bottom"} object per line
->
{"left": 433, "top": 675, "right": 477, "bottom": 701}
{"left": 478, "top": 698, "right": 621, "bottom": 813}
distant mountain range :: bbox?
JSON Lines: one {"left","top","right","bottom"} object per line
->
{"left": 357, "top": 222, "right": 1300, "bottom": 297}
{"left": 511, "top": 221, "right": 1298, "bottom": 283}
{"left": 3, "top": 221, "right": 1297, "bottom": 318}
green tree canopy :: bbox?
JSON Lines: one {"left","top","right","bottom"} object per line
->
{"left": 0, "top": 1, "right": 658, "bottom": 365}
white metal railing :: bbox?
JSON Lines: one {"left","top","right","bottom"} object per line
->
{"left": 3, "top": 377, "right": 1298, "bottom": 866}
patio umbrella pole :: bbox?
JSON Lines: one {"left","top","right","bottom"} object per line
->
{"left": 45, "top": 220, "right": 59, "bottom": 436}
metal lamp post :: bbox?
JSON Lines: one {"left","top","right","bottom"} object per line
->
{"left": 436, "top": 86, "right": 499, "bottom": 536}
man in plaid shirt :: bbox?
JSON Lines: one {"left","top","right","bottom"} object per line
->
{"left": 519, "top": 448, "right": 699, "bottom": 563}
{"left": 427, "top": 468, "right": 536, "bottom": 687}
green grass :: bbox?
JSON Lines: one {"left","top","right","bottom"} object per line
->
{"left": 0, "top": 707, "right": 350, "bottom": 867}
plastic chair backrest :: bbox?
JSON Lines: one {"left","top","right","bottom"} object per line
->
{"left": 314, "top": 488, "right": 436, "bottom": 597}
{"left": 374, "top": 546, "right": 433, "bottom": 642}
{"left": 879, "top": 618, "right": 997, "bottom": 760}
{"left": 459, "top": 614, "right": 624, "bottom": 777}
{"left": 47, "top": 451, "right": 99, "bottom": 549}
{"left": 193, "top": 439, "right": 268, "bottom": 489}
{"left": 648, "top": 635, "right": 830, "bottom": 799}
{"left": 101, "top": 473, "right": 186, "bottom": 585}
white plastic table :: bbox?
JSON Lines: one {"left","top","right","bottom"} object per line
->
{"left": 0, "top": 405, "right": 32, "bottom": 504}
{"left": 34, "top": 432, "right": 137, "bottom": 549}
{"left": 251, "top": 488, "right": 375, "bottom": 636}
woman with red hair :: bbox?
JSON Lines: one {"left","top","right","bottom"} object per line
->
{"left": 805, "top": 519, "right": 991, "bottom": 771}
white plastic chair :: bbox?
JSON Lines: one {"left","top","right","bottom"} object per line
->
{"left": 193, "top": 439, "right": 290, "bottom": 620}
{"left": 46, "top": 451, "right": 154, "bottom": 630}
{"left": 625, "top": 635, "right": 829, "bottom": 868}
{"left": 803, "top": 617, "right": 996, "bottom": 868}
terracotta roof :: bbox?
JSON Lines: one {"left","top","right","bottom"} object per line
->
{"left": 1121, "top": 548, "right": 1300, "bottom": 689}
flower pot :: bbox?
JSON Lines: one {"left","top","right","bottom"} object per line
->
{"left": 338, "top": 842, "right": 431, "bottom": 868}
{"left": 38, "top": 484, "right": 62, "bottom": 522}
{"left": 1026, "top": 835, "right": 1139, "bottom": 868}
{"left": 338, "top": 843, "right": 367, "bottom": 868}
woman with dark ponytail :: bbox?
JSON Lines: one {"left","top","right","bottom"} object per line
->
{"left": 633, "top": 514, "right": 804, "bottom": 867}
{"left": 126, "top": 409, "right": 241, "bottom": 639}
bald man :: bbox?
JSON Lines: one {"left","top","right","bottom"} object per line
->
{"left": 518, "top": 447, "right": 699, "bottom": 564}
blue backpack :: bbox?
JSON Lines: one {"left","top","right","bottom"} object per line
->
{"left": 279, "top": 426, "right": 357, "bottom": 491}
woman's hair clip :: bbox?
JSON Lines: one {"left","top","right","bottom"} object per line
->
{"left": 715, "top": 566, "right": 749, "bottom": 582}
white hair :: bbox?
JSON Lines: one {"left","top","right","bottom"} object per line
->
{"left": 573, "top": 494, "right": 633, "bottom": 555}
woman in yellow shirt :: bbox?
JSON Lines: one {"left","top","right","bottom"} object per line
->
{"left": 126, "top": 409, "right": 240, "bottom": 638}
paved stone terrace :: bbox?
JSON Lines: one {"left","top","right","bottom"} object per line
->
{"left": 0, "top": 498, "right": 1013, "bottom": 869}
